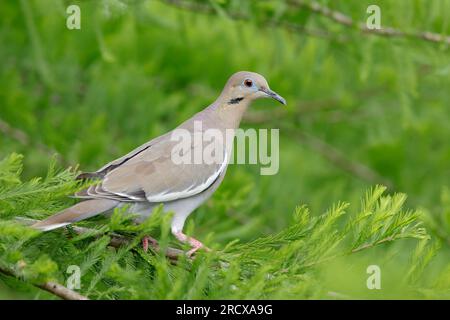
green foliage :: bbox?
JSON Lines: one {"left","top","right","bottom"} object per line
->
{"left": 0, "top": 153, "right": 81, "bottom": 220}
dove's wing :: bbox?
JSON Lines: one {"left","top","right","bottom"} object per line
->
{"left": 76, "top": 133, "right": 168, "bottom": 180}
{"left": 75, "top": 129, "right": 227, "bottom": 203}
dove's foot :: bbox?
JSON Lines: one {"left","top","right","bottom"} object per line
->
{"left": 141, "top": 235, "right": 158, "bottom": 252}
{"left": 173, "top": 231, "right": 210, "bottom": 257}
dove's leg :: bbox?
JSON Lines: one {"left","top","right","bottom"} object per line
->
{"left": 173, "top": 231, "right": 210, "bottom": 257}
{"left": 141, "top": 235, "right": 159, "bottom": 252}
{"left": 169, "top": 198, "right": 212, "bottom": 256}
{"left": 142, "top": 237, "right": 149, "bottom": 252}
{"left": 126, "top": 203, "right": 160, "bottom": 252}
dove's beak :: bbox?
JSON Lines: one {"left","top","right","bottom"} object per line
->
{"left": 260, "top": 87, "right": 287, "bottom": 105}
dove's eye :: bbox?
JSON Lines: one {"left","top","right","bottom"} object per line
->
{"left": 244, "top": 79, "right": 253, "bottom": 87}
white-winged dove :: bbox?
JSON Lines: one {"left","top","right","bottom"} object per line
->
{"left": 32, "top": 71, "right": 286, "bottom": 256}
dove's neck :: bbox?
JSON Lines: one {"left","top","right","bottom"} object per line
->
{"left": 208, "top": 94, "right": 251, "bottom": 130}
{"left": 181, "top": 95, "right": 251, "bottom": 166}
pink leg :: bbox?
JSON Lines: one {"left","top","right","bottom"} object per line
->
{"left": 142, "top": 236, "right": 149, "bottom": 252}
{"left": 174, "top": 231, "right": 210, "bottom": 257}
{"left": 141, "top": 235, "right": 158, "bottom": 252}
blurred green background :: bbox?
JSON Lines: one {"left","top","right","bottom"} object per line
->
{"left": 0, "top": 0, "right": 449, "bottom": 299}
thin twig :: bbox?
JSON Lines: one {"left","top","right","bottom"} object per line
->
{"left": 303, "top": 236, "right": 397, "bottom": 268}
{"left": 162, "top": 0, "right": 450, "bottom": 46}
{"left": 161, "top": 0, "right": 338, "bottom": 41}
{"left": 37, "top": 281, "right": 89, "bottom": 300}
{"left": 0, "top": 118, "right": 30, "bottom": 146}
{"left": 0, "top": 265, "right": 88, "bottom": 300}
{"left": 350, "top": 236, "right": 394, "bottom": 253}
{"left": 0, "top": 118, "right": 66, "bottom": 164}
{"left": 294, "top": 130, "right": 394, "bottom": 189}
{"left": 243, "top": 109, "right": 394, "bottom": 188}
{"left": 327, "top": 291, "right": 352, "bottom": 299}
{"left": 244, "top": 87, "right": 384, "bottom": 124}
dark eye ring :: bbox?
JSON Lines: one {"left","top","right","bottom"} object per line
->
{"left": 244, "top": 79, "right": 253, "bottom": 87}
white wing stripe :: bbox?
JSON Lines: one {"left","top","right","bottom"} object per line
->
{"left": 145, "top": 151, "right": 228, "bottom": 202}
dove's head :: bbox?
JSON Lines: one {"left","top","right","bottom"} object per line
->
{"left": 222, "top": 71, "right": 286, "bottom": 106}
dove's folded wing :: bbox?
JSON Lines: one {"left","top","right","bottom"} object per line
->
{"left": 76, "top": 133, "right": 227, "bottom": 203}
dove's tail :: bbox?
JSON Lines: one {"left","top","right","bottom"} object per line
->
{"left": 32, "top": 199, "right": 119, "bottom": 231}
